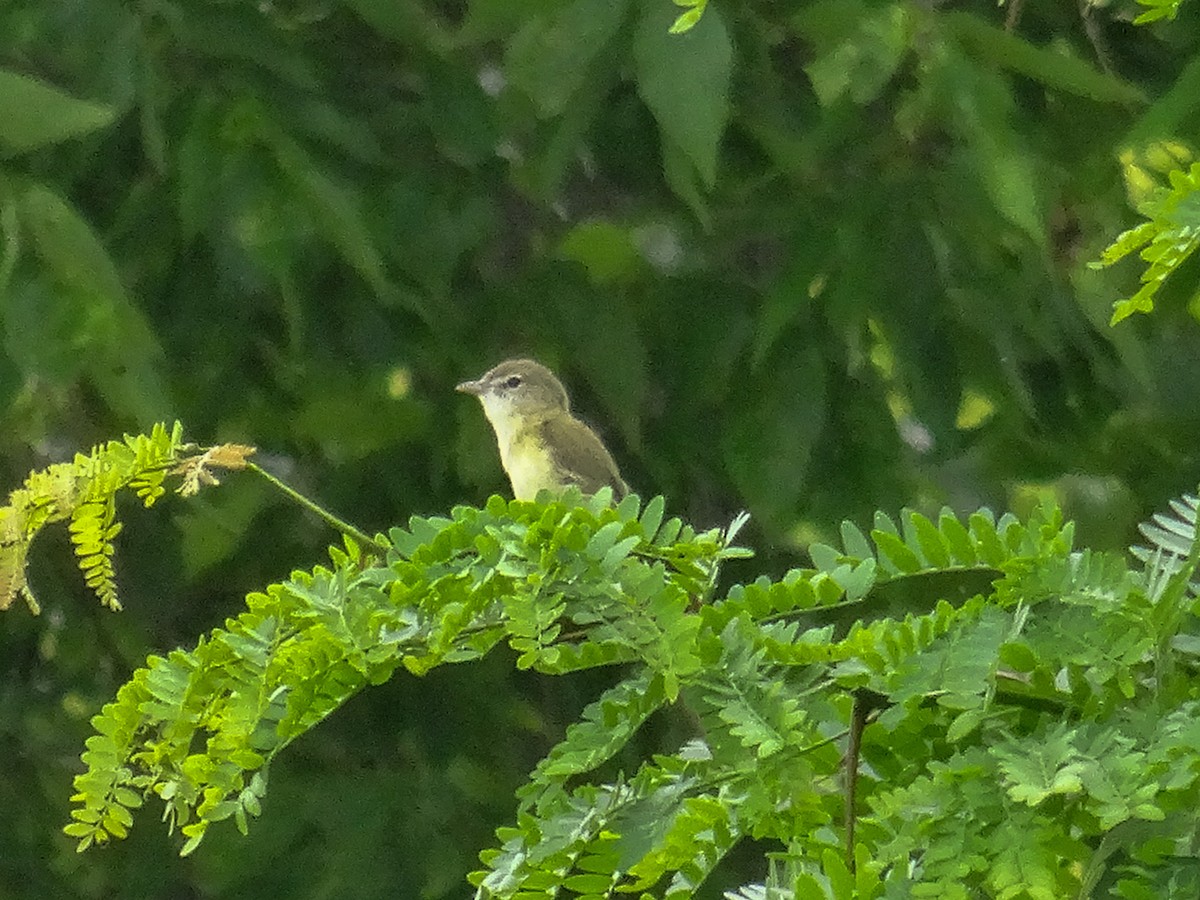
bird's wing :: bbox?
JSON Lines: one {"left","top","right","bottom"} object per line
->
{"left": 540, "top": 416, "right": 629, "bottom": 500}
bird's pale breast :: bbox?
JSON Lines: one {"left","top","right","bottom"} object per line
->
{"left": 502, "top": 430, "right": 560, "bottom": 500}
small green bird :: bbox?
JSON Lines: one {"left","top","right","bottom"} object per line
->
{"left": 457, "top": 358, "right": 629, "bottom": 502}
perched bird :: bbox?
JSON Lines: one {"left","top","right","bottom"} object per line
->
{"left": 457, "top": 358, "right": 629, "bottom": 502}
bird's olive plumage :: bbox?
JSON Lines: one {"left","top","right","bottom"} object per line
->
{"left": 457, "top": 359, "right": 629, "bottom": 502}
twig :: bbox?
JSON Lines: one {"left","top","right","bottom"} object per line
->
{"left": 1004, "top": 0, "right": 1024, "bottom": 32}
{"left": 1077, "top": 0, "right": 1115, "bottom": 75}
{"left": 845, "top": 692, "right": 866, "bottom": 871}
{"left": 247, "top": 462, "right": 390, "bottom": 555}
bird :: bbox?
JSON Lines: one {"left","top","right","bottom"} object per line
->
{"left": 457, "top": 358, "right": 629, "bottom": 502}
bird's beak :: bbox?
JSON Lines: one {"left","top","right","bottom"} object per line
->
{"left": 456, "top": 378, "right": 484, "bottom": 396}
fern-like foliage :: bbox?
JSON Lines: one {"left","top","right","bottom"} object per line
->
{"left": 66, "top": 469, "right": 1200, "bottom": 897}
{"left": 1131, "top": 492, "right": 1200, "bottom": 599}
{"left": 469, "top": 499, "right": 1200, "bottom": 897}
{"left": 67, "top": 490, "right": 740, "bottom": 854}
{"left": 1093, "top": 159, "right": 1200, "bottom": 324}
{"left": 0, "top": 423, "right": 251, "bottom": 613}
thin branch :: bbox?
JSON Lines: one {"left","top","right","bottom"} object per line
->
{"left": 1004, "top": 0, "right": 1024, "bottom": 32}
{"left": 845, "top": 692, "right": 866, "bottom": 870}
{"left": 1078, "top": 0, "right": 1115, "bottom": 75}
{"left": 246, "top": 462, "right": 390, "bottom": 555}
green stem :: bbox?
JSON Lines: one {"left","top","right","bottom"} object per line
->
{"left": 246, "top": 462, "right": 390, "bottom": 555}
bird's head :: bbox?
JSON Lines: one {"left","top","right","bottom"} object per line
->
{"left": 456, "top": 358, "right": 570, "bottom": 430}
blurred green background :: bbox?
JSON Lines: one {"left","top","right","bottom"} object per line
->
{"left": 2, "top": 0, "right": 1199, "bottom": 895}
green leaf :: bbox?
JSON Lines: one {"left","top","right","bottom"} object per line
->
{"left": 873, "top": 511, "right": 900, "bottom": 538}
{"left": 0, "top": 70, "right": 116, "bottom": 155}
{"left": 794, "top": 872, "right": 827, "bottom": 896}
{"left": 464, "top": 0, "right": 565, "bottom": 39}
{"left": 911, "top": 512, "right": 951, "bottom": 569}
{"left": 939, "top": 511, "right": 978, "bottom": 566}
{"left": 669, "top": 7, "right": 704, "bottom": 34}
{"left": 558, "top": 221, "right": 643, "bottom": 285}
{"left": 562, "top": 872, "right": 615, "bottom": 892}
{"left": 840, "top": 520, "right": 875, "bottom": 561}
{"left": 633, "top": 3, "right": 732, "bottom": 187}
{"left": 421, "top": 59, "right": 499, "bottom": 167}
{"left": 1132, "top": 0, "right": 1185, "bottom": 23}
{"left": 340, "top": 0, "right": 443, "bottom": 46}
{"left": 640, "top": 495, "right": 666, "bottom": 543}
{"left": 943, "top": 12, "right": 1144, "bottom": 106}
{"left": 969, "top": 120, "right": 1042, "bottom": 241}
{"left": 871, "top": 530, "right": 922, "bottom": 574}
{"left": 534, "top": 673, "right": 665, "bottom": 779}
{"left": 935, "top": 47, "right": 1043, "bottom": 240}
{"left": 586, "top": 521, "right": 624, "bottom": 560}
{"left": 505, "top": 0, "right": 630, "bottom": 118}
{"left": 821, "top": 846, "right": 855, "bottom": 899}
{"left": 999, "top": 641, "right": 1038, "bottom": 672}
{"left": 174, "top": 7, "right": 318, "bottom": 88}
{"left": 841, "top": 559, "right": 877, "bottom": 601}
{"left": 269, "top": 136, "right": 429, "bottom": 320}
{"left": 723, "top": 348, "right": 826, "bottom": 528}
{"left": 662, "top": 137, "right": 712, "bottom": 226}
{"left": 946, "top": 706, "right": 985, "bottom": 742}
{"left": 1095, "top": 221, "right": 1157, "bottom": 267}
{"left": 969, "top": 511, "right": 1007, "bottom": 567}
{"left": 804, "top": 3, "right": 911, "bottom": 107}
{"left": 601, "top": 536, "right": 640, "bottom": 574}
{"left": 809, "top": 542, "right": 841, "bottom": 572}
{"left": 19, "top": 184, "right": 128, "bottom": 303}
{"left": 17, "top": 184, "right": 171, "bottom": 422}
{"left": 993, "top": 726, "right": 1084, "bottom": 805}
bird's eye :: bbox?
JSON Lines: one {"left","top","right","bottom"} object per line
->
{"left": 504, "top": 376, "right": 522, "bottom": 389}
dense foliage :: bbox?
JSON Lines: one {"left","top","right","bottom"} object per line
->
{"left": 3, "top": 0, "right": 1200, "bottom": 538}
{"left": 3, "top": 0, "right": 1200, "bottom": 896}
{"left": 19, "top": 425, "right": 1199, "bottom": 896}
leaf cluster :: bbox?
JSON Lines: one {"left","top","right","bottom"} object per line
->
{"left": 58, "top": 433, "right": 1200, "bottom": 895}
{"left": 1094, "top": 156, "right": 1200, "bottom": 323}
{"left": 3, "top": 0, "right": 1200, "bottom": 894}
{"left": 66, "top": 488, "right": 739, "bottom": 855}
{"left": 2, "top": 0, "right": 1194, "bottom": 547}
{"left": 0, "top": 423, "right": 251, "bottom": 613}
